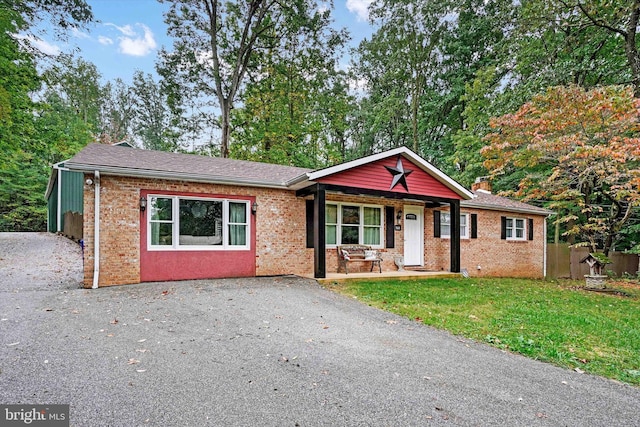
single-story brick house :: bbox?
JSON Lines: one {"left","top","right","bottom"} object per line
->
{"left": 49, "top": 143, "right": 551, "bottom": 288}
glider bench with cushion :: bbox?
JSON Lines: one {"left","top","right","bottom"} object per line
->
{"left": 337, "top": 245, "right": 382, "bottom": 274}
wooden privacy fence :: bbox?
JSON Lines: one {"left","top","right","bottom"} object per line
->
{"left": 63, "top": 211, "right": 83, "bottom": 241}
{"left": 547, "top": 243, "right": 639, "bottom": 279}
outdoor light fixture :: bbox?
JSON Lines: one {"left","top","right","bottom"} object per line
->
{"left": 251, "top": 201, "right": 258, "bottom": 214}
{"left": 395, "top": 210, "right": 403, "bottom": 231}
{"left": 139, "top": 196, "right": 147, "bottom": 212}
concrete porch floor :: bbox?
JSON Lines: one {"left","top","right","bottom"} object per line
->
{"left": 307, "top": 269, "right": 461, "bottom": 285}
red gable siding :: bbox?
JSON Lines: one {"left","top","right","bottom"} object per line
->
{"left": 317, "top": 156, "right": 462, "bottom": 199}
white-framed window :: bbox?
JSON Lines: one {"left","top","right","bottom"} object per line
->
{"left": 506, "top": 217, "right": 526, "bottom": 241}
{"left": 325, "top": 203, "right": 383, "bottom": 247}
{"left": 441, "top": 212, "right": 469, "bottom": 239}
{"left": 148, "top": 195, "right": 250, "bottom": 250}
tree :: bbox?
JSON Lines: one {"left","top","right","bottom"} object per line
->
{"left": 159, "top": 0, "right": 327, "bottom": 158}
{"left": 482, "top": 85, "right": 640, "bottom": 255}
{"left": 98, "top": 78, "right": 134, "bottom": 144}
{"left": 7, "top": 0, "right": 92, "bottom": 32}
{"left": 351, "top": 0, "right": 447, "bottom": 156}
{"left": 450, "top": 67, "right": 501, "bottom": 187}
{"left": 351, "top": 0, "right": 512, "bottom": 172}
{"left": 571, "top": 1, "right": 640, "bottom": 97}
{"left": 229, "top": 6, "right": 350, "bottom": 167}
{"left": 35, "top": 91, "right": 93, "bottom": 163}
{"left": 42, "top": 54, "right": 102, "bottom": 129}
{"left": 130, "top": 71, "right": 182, "bottom": 151}
{"left": 514, "top": 1, "right": 640, "bottom": 96}
{"left": 0, "top": 0, "right": 92, "bottom": 231}
{"left": 0, "top": 6, "right": 42, "bottom": 231}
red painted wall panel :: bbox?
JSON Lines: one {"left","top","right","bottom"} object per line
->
{"left": 317, "top": 156, "right": 462, "bottom": 199}
{"left": 139, "top": 190, "right": 256, "bottom": 282}
{"left": 141, "top": 250, "right": 255, "bottom": 282}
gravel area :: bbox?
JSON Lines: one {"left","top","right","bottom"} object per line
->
{"left": 0, "top": 232, "right": 83, "bottom": 292}
{"left": 1, "top": 233, "right": 639, "bottom": 426}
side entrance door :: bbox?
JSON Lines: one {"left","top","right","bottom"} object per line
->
{"left": 403, "top": 205, "right": 424, "bottom": 266}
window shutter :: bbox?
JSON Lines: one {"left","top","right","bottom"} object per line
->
{"left": 528, "top": 218, "right": 534, "bottom": 241}
{"left": 434, "top": 210, "right": 441, "bottom": 238}
{"left": 306, "top": 200, "right": 314, "bottom": 248}
{"left": 385, "top": 206, "right": 395, "bottom": 248}
{"left": 500, "top": 216, "right": 507, "bottom": 240}
{"left": 471, "top": 214, "right": 478, "bottom": 239}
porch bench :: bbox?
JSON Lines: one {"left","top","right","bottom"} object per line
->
{"left": 337, "top": 245, "right": 382, "bottom": 274}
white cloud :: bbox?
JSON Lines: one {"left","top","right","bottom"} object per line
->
{"left": 103, "top": 23, "right": 157, "bottom": 57}
{"left": 346, "top": 0, "right": 373, "bottom": 21}
{"left": 118, "top": 24, "right": 157, "bottom": 56}
{"left": 104, "top": 23, "right": 136, "bottom": 37}
{"left": 98, "top": 36, "right": 113, "bottom": 46}
{"left": 14, "top": 34, "right": 61, "bottom": 56}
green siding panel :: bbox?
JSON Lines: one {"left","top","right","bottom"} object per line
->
{"left": 61, "top": 170, "right": 84, "bottom": 214}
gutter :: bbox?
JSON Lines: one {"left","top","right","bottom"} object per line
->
{"left": 460, "top": 201, "right": 553, "bottom": 217}
{"left": 92, "top": 171, "right": 100, "bottom": 289}
{"left": 57, "top": 167, "right": 62, "bottom": 232}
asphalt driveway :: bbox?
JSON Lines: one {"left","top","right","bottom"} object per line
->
{"left": 1, "top": 233, "right": 639, "bottom": 426}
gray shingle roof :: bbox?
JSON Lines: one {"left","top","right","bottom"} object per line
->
{"left": 64, "top": 144, "right": 553, "bottom": 216}
{"left": 462, "top": 190, "right": 553, "bottom": 216}
{"left": 65, "top": 143, "right": 312, "bottom": 188}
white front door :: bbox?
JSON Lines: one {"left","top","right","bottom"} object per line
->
{"left": 403, "top": 205, "right": 424, "bottom": 266}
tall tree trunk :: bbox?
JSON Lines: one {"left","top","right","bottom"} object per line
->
{"left": 625, "top": 3, "right": 640, "bottom": 97}
{"left": 220, "top": 98, "right": 231, "bottom": 158}
{"left": 578, "top": 1, "right": 640, "bottom": 97}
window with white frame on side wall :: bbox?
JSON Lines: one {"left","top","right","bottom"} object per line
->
{"left": 325, "top": 203, "right": 383, "bottom": 248}
{"left": 501, "top": 216, "right": 534, "bottom": 241}
{"left": 147, "top": 195, "right": 250, "bottom": 250}
{"left": 433, "top": 210, "right": 477, "bottom": 239}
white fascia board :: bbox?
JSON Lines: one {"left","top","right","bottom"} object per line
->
{"left": 64, "top": 163, "right": 293, "bottom": 190}
{"left": 44, "top": 160, "right": 68, "bottom": 199}
{"left": 306, "top": 146, "right": 473, "bottom": 200}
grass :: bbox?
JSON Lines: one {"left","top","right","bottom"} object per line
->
{"left": 327, "top": 277, "right": 640, "bottom": 386}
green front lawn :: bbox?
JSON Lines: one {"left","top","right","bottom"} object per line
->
{"left": 328, "top": 278, "right": 640, "bottom": 386}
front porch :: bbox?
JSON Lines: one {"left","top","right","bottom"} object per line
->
{"left": 292, "top": 149, "right": 474, "bottom": 280}
{"left": 308, "top": 269, "right": 461, "bottom": 285}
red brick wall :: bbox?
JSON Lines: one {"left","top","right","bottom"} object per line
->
{"left": 424, "top": 207, "right": 547, "bottom": 278}
{"left": 82, "top": 174, "right": 547, "bottom": 287}
{"left": 82, "top": 174, "right": 313, "bottom": 287}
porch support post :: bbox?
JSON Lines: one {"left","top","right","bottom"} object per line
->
{"left": 314, "top": 185, "right": 326, "bottom": 278}
{"left": 449, "top": 200, "right": 461, "bottom": 273}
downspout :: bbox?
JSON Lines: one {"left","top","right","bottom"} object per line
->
{"left": 92, "top": 171, "right": 100, "bottom": 289}
{"left": 57, "top": 167, "right": 62, "bottom": 232}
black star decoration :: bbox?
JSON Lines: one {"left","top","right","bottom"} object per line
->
{"left": 385, "top": 156, "right": 413, "bottom": 192}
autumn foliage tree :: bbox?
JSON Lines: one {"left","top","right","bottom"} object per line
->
{"left": 482, "top": 85, "right": 640, "bottom": 255}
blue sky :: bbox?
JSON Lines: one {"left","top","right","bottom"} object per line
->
{"left": 34, "top": 0, "right": 375, "bottom": 84}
